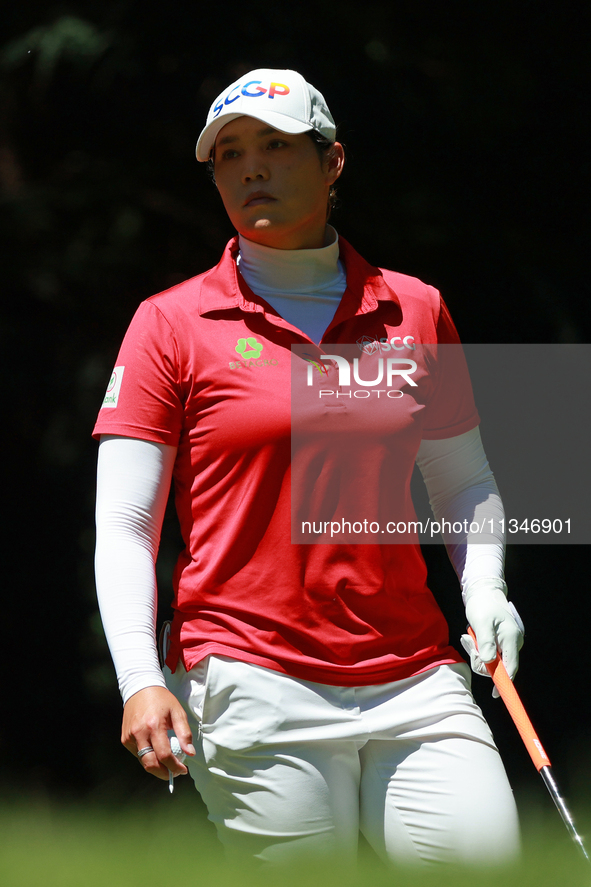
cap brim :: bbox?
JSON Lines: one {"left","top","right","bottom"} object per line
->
{"left": 195, "top": 110, "right": 312, "bottom": 162}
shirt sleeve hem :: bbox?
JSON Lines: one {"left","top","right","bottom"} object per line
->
{"left": 420, "top": 413, "right": 480, "bottom": 440}
{"left": 92, "top": 423, "right": 180, "bottom": 446}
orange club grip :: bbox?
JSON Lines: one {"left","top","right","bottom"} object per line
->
{"left": 467, "top": 627, "right": 551, "bottom": 771}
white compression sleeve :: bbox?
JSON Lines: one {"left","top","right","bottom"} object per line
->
{"left": 415, "top": 427, "right": 505, "bottom": 592}
{"left": 95, "top": 435, "right": 177, "bottom": 704}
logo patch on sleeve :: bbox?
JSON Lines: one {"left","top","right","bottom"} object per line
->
{"left": 101, "top": 366, "right": 125, "bottom": 409}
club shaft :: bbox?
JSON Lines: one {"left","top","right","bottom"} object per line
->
{"left": 467, "top": 628, "right": 590, "bottom": 863}
{"left": 540, "top": 766, "right": 589, "bottom": 862}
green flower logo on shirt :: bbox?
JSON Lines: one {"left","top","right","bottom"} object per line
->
{"left": 235, "top": 337, "right": 263, "bottom": 359}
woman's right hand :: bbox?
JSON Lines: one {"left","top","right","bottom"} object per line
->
{"left": 121, "top": 686, "right": 196, "bottom": 781}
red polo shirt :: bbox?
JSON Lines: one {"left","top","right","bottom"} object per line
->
{"left": 93, "top": 236, "right": 478, "bottom": 685}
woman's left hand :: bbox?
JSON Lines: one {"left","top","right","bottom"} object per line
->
{"left": 462, "top": 578, "right": 524, "bottom": 690}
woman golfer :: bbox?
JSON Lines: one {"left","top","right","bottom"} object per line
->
{"left": 94, "top": 68, "right": 523, "bottom": 867}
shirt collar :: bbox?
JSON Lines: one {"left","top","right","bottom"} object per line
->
{"left": 197, "top": 235, "right": 399, "bottom": 322}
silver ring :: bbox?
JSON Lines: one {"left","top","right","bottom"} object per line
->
{"left": 137, "top": 746, "right": 155, "bottom": 759}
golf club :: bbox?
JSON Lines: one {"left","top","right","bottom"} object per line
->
{"left": 468, "top": 627, "right": 589, "bottom": 863}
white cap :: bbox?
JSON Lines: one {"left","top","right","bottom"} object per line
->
{"left": 196, "top": 68, "right": 336, "bottom": 162}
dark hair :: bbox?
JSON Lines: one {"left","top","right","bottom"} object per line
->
{"left": 207, "top": 127, "right": 341, "bottom": 218}
{"left": 305, "top": 130, "right": 340, "bottom": 218}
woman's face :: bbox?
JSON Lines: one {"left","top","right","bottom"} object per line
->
{"left": 212, "top": 116, "right": 344, "bottom": 250}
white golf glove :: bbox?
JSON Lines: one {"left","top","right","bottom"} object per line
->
{"left": 460, "top": 578, "right": 524, "bottom": 697}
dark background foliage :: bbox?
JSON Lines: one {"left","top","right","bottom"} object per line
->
{"left": 1, "top": 0, "right": 589, "bottom": 811}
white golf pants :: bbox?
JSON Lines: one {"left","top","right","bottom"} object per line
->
{"left": 165, "top": 657, "right": 520, "bottom": 866}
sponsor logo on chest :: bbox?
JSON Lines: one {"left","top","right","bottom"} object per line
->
{"left": 357, "top": 335, "right": 415, "bottom": 354}
{"left": 226, "top": 334, "right": 418, "bottom": 376}
{"left": 229, "top": 337, "right": 279, "bottom": 369}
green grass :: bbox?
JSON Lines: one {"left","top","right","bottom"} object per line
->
{"left": 1, "top": 797, "right": 590, "bottom": 887}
